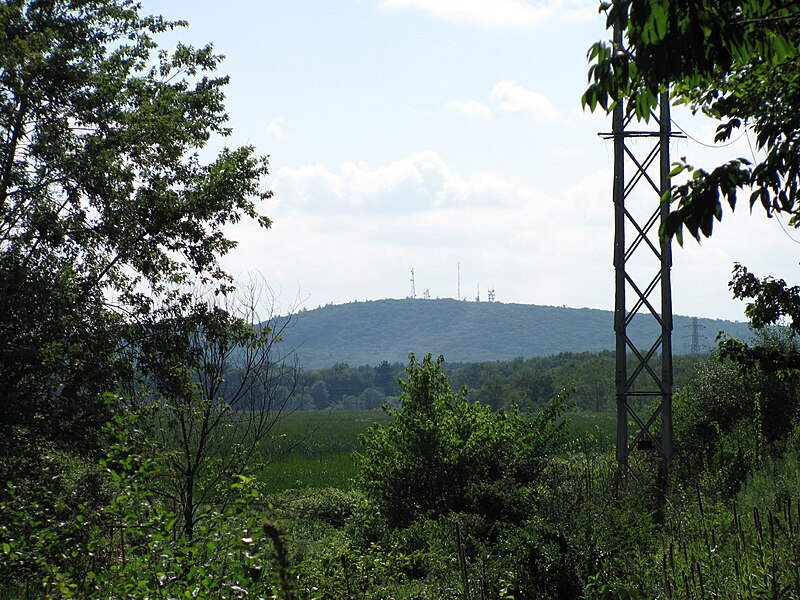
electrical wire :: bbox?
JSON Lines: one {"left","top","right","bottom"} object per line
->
{"left": 745, "top": 128, "right": 758, "bottom": 162}
{"left": 670, "top": 117, "right": 748, "bottom": 149}
{"left": 743, "top": 129, "right": 800, "bottom": 245}
{"left": 775, "top": 213, "right": 800, "bottom": 244}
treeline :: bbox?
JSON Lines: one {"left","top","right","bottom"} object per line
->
{"left": 288, "top": 351, "right": 707, "bottom": 411}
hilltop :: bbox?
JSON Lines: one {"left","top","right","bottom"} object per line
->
{"left": 279, "top": 298, "right": 751, "bottom": 368}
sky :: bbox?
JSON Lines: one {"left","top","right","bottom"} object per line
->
{"left": 143, "top": 0, "right": 800, "bottom": 322}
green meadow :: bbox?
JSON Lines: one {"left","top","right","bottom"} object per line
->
{"left": 260, "top": 409, "right": 616, "bottom": 493}
{"left": 261, "top": 410, "right": 391, "bottom": 491}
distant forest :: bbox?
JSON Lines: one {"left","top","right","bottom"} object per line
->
{"left": 280, "top": 298, "right": 752, "bottom": 369}
{"left": 287, "top": 350, "right": 709, "bottom": 412}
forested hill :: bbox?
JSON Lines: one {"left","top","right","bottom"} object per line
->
{"left": 280, "top": 298, "right": 752, "bottom": 368}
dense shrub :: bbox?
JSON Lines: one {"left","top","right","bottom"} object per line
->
{"left": 674, "top": 336, "right": 800, "bottom": 497}
{"left": 357, "top": 353, "right": 570, "bottom": 528}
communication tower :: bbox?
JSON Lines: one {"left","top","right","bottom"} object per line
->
{"left": 410, "top": 268, "right": 416, "bottom": 299}
{"left": 488, "top": 288, "right": 496, "bottom": 302}
{"left": 475, "top": 283, "right": 480, "bottom": 302}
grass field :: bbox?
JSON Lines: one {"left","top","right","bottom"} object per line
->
{"left": 259, "top": 409, "right": 616, "bottom": 493}
{"left": 260, "top": 409, "right": 390, "bottom": 492}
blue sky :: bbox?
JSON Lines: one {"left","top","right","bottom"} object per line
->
{"left": 143, "top": 0, "right": 800, "bottom": 322}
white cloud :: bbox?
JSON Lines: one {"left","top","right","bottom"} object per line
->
{"left": 490, "top": 80, "right": 561, "bottom": 121}
{"left": 264, "top": 118, "right": 284, "bottom": 138}
{"left": 223, "top": 151, "right": 630, "bottom": 312}
{"left": 273, "top": 151, "right": 535, "bottom": 213}
{"left": 445, "top": 99, "right": 493, "bottom": 120}
{"left": 378, "top": 0, "right": 595, "bottom": 29}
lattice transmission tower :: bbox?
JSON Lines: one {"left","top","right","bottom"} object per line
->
{"left": 690, "top": 317, "right": 705, "bottom": 354}
{"left": 601, "top": 24, "right": 685, "bottom": 485}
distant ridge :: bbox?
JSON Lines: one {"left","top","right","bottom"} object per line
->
{"left": 280, "top": 298, "right": 751, "bottom": 369}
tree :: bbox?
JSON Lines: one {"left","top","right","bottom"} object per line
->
{"left": 715, "top": 265, "right": 800, "bottom": 441}
{"left": 358, "top": 353, "right": 570, "bottom": 528}
{"left": 583, "top": 0, "right": 800, "bottom": 242}
{"left": 510, "top": 363, "right": 556, "bottom": 409}
{"left": 474, "top": 375, "right": 513, "bottom": 410}
{"left": 555, "top": 353, "right": 615, "bottom": 412}
{"left": 308, "top": 380, "right": 330, "bottom": 410}
{"left": 0, "top": 1, "right": 271, "bottom": 454}
{"left": 129, "top": 280, "right": 297, "bottom": 540}
{"left": 583, "top": 3, "right": 800, "bottom": 440}
{"left": 374, "top": 359, "right": 398, "bottom": 396}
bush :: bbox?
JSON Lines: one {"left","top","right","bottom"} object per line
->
{"left": 277, "top": 487, "right": 367, "bottom": 528}
{"left": 674, "top": 339, "right": 800, "bottom": 497}
{"left": 357, "top": 353, "right": 570, "bottom": 528}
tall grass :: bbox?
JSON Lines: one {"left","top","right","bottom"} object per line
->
{"left": 261, "top": 410, "right": 390, "bottom": 492}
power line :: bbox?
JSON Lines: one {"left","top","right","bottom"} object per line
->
{"left": 670, "top": 117, "right": 748, "bottom": 149}
{"left": 775, "top": 213, "right": 800, "bottom": 244}
{"left": 743, "top": 129, "right": 800, "bottom": 245}
{"left": 744, "top": 127, "right": 760, "bottom": 162}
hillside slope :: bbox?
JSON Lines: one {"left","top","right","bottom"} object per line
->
{"left": 280, "top": 299, "right": 751, "bottom": 368}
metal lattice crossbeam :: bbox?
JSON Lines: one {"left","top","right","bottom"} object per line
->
{"left": 599, "top": 68, "right": 685, "bottom": 484}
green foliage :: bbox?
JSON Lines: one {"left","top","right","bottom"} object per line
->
{"left": 295, "top": 349, "right": 710, "bottom": 415}
{"left": 2, "top": 409, "right": 297, "bottom": 598}
{"left": 0, "top": 0, "right": 272, "bottom": 491}
{"left": 653, "top": 470, "right": 800, "bottom": 600}
{"left": 672, "top": 348, "right": 800, "bottom": 497}
{"left": 0, "top": 1, "right": 271, "bottom": 293}
{"left": 669, "top": 265, "right": 800, "bottom": 499}
{"left": 673, "top": 358, "right": 760, "bottom": 493}
{"left": 0, "top": 446, "right": 104, "bottom": 594}
{"left": 358, "top": 353, "right": 570, "bottom": 528}
{"left": 583, "top": 0, "right": 800, "bottom": 242}
{"left": 0, "top": 2, "right": 286, "bottom": 586}
{"left": 718, "top": 264, "right": 800, "bottom": 377}
{"left": 127, "top": 284, "right": 297, "bottom": 540}
{"left": 12, "top": 387, "right": 800, "bottom": 598}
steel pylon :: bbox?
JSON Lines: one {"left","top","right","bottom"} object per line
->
{"left": 600, "top": 27, "right": 685, "bottom": 485}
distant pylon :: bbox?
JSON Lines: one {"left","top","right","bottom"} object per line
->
{"left": 410, "top": 268, "right": 416, "bottom": 299}
{"left": 690, "top": 317, "right": 704, "bottom": 354}
{"left": 488, "top": 288, "right": 496, "bottom": 302}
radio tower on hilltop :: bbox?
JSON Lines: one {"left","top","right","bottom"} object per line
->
{"left": 488, "top": 288, "right": 496, "bottom": 302}
{"left": 410, "top": 268, "right": 416, "bottom": 299}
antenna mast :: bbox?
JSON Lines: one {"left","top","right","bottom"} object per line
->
{"left": 410, "top": 268, "right": 416, "bottom": 299}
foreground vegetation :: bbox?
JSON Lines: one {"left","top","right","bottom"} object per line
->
{"left": 5, "top": 343, "right": 800, "bottom": 598}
